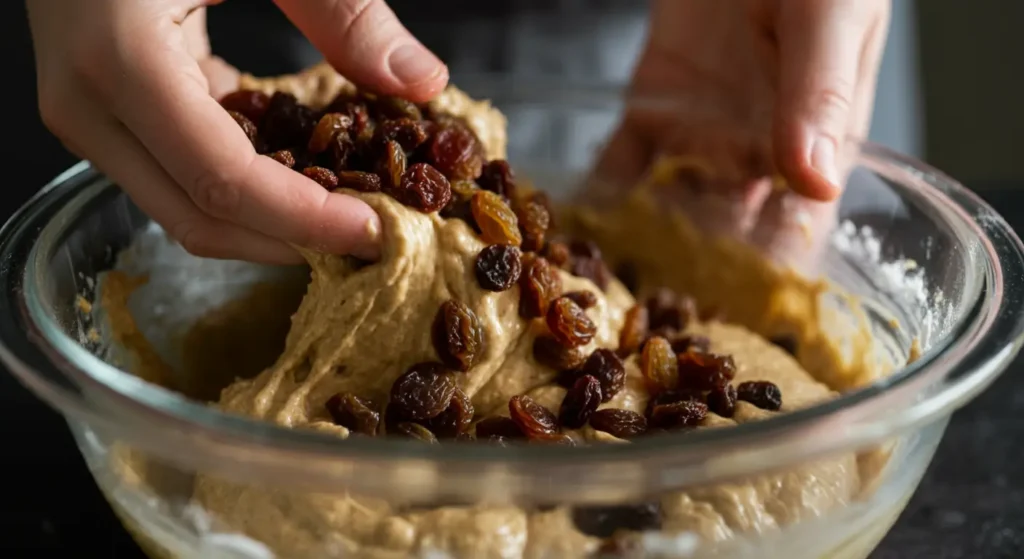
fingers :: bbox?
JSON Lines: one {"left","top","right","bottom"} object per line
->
{"left": 49, "top": 88, "right": 304, "bottom": 264}
{"left": 772, "top": 0, "right": 881, "bottom": 201}
{"left": 274, "top": 0, "right": 448, "bottom": 103}
{"left": 95, "top": 21, "right": 382, "bottom": 261}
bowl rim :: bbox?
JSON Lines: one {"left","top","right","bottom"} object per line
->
{"left": 2, "top": 139, "right": 1024, "bottom": 498}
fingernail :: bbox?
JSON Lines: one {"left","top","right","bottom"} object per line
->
{"left": 810, "top": 137, "right": 841, "bottom": 189}
{"left": 389, "top": 43, "right": 443, "bottom": 85}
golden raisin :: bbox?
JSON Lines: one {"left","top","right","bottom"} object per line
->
{"left": 617, "top": 304, "right": 649, "bottom": 357}
{"left": 471, "top": 190, "right": 522, "bottom": 246}
{"left": 377, "top": 139, "right": 407, "bottom": 189}
{"left": 532, "top": 335, "right": 587, "bottom": 371}
{"left": 308, "top": 113, "right": 353, "bottom": 154}
{"left": 514, "top": 192, "right": 552, "bottom": 252}
{"left": 640, "top": 337, "right": 678, "bottom": 394}
{"left": 546, "top": 296, "right": 597, "bottom": 348}
{"left": 518, "top": 255, "right": 562, "bottom": 319}
{"left": 431, "top": 300, "right": 485, "bottom": 372}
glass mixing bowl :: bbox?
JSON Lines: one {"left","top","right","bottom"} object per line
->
{"left": 2, "top": 80, "right": 1023, "bottom": 559}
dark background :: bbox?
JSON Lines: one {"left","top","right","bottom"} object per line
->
{"left": 2, "top": 1, "right": 1023, "bottom": 557}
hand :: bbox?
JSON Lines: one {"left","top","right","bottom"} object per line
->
{"left": 595, "top": 0, "right": 890, "bottom": 271}
{"left": 29, "top": 0, "right": 449, "bottom": 264}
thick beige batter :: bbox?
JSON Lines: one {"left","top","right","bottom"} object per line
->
{"left": 107, "top": 63, "right": 892, "bottom": 558}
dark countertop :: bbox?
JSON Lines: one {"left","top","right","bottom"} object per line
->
{"left": 0, "top": 187, "right": 1022, "bottom": 558}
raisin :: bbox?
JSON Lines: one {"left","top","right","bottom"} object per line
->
{"left": 564, "top": 290, "right": 598, "bottom": 310}
{"left": 570, "top": 240, "right": 602, "bottom": 259}
{"left": 220, "top": 90, "right": 270, "bottom": 123}
{"left": 475, "top": 416, "right": 524, "bottom": 439}
{"left": 529, "top": 433, "right": 576, "bottom": 446}
{"left": 614, "top": 261, "right": 640, "bottom": 294}
{"left": 770, "top": 335, "right": 798, "bottom": 356}
{"left": 533, "top": 335, "right": 587, "bottom": 371}
{"left": 580, "top": 349, "right": 626, "bottom": 403}
{"left": 543, "top": 241, "right": 571, "bottom": 267}
{"left": 570, "top": 256, "right": 611, "bottom": 290}
{"left": 227, "top": 111, "right": 258, "bottom": 146}
{"left": 509, "top": 395, "right": 559, "bottom": 439}
{"left": 478, "top": 159, "right": 516, "bottom": 199}
{"left": 423, "top": 386, "right": 474, "bottom": 438}
{"left": 379, "top": 118, "right": 429, "bottom": 151}
{"left": 377, "top": 139, "right": 407, "bottom": 189}
{"left": 707, "top": 384, "right": 737, "bottom": 417}
{"left": 699, "top": 305, "right": 725, "bottom": 322}
{"left": 572, "top": 503, "right": 662, "bottom": 538}
{"left": 519, "top": 255, "right": 562, "bottom": 319}
{"left": 555, "top": 368, "right": 583, "bottom": 389}
{"left": 677, "top": 351, "right": 736, "bottom": 391}
{"left": 268, "top": 149, "right": 296, "bottom": 168}
{"left": 374, "top": 96, "right": 423, "bottom": 120}
{"left": 559, "top": 375, "right": 603, "bottom": 429}
{"left": 547, "top": 296, "right": 597, "bottom": 348}
{"left": 261, "top": 92, "right": 317, "bottom": 151}
{"left": 475, "top": 244, "right": 522, "bottom": 292}
{"left": 326, "top": 132, "right": 356, "bottom": 170}
{"left": 596, "top": 533, "right": 642, "bottom": 558}
{"left": 308, "top": 113, "right": 353, "bottom": 154}
{"left": 643, "top": 389, "right": 701, "bottom": 419}
{"left": 303, "top": 166, "right": 339, "bottom": 189}
{"left": 349, "top": 103, "right": 373, "bottom": 142}
{"left": 589, "top": 409, "right": 647, "bottom": 439}
{"left": 670, "top": 335, "right": 711, "bottom": 355}
{"left": 393, "top": 422, "right": 439, "bottom": 443}
{"left": 514, "top": 193, "right": 551, "bottom": 252}
{"left": 428, "top": 125, "right": 484, "bottom": 180}
{"left": 471, "top": 190, "right": 522, "bottom": 246}
{"left": 440, "top": 179, "right": 478, "bottom": 223}
{"left": 736, "top": 381, "right": 783, "bottom": 411}
{"left": 648, "top": 399, "right": 708, "bottom": 430}
{"left": 617, "top": 305, "right": 649, "bottom": 357}
{"left": 431, "top": 300, "right": 485, "bottom": 372}
{"left": 337, "top": 171, "right": 382, "bottom": 192}
{"left": 325, "top": 393, "right": 380, "bottom": 436}
{"left": 640, "top": 337, "right": 678, "bottom": 393}
{"left": 389, "top": 362, "right": 456, "bottom": 420}
{"left": 390, "top": 163, "right": 452, "bottom": 213}
{"left": 644, "top": 288, "right": 694, "bottom": 332}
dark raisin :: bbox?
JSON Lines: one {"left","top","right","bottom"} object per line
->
{"left": 640, "top": 337, "right": 678, "bottom": 394}
{"left": 546, "top": 296, "right": 597, "bottom": 348}
{"left": 431, "top": 300, "right": 485, "bottom": 372}
{"left": 227, "top": 111, "right": 258, "bottom": 146}
{"left": 390, "top": 163, "right": 452, "bottom": 213}
{"left": 440, "top": 179, "right": 478, "bottom": 223}
{"left": 374, "top": 96, "right": 423, "bottom": 120}
{"left": 519, "top": 255, "right": 562, "bottom": 319}
{"left": 377, "top": 139, "right": 407, "bottom": 189}
{"left": 261, "top": 92, "right": 317, "bottom": 151}
{"left": 349, "top": 103, "right": 373, "bottom": 141}
{"left": 559, "top": 375, "right": 603, "bottom": 429}
{"left": 389, "top": 362, "right": 456, "bottom": 420}
{"left": 677, "top": 351, "right": 736, "bottom": 391}
{"left": 648, "top": 399, "right": 708, "bottom": 430}
{"left": 564, "top": 290, "right": 598, "bottom": 310}
{"left": 644, "top": 288, "right": 692, "bottom": 331}
{"left": 572, "top": 503, "right": 662, "bottom": 538}
{"left": 326, "top": 131, "right": 355, "bottom": 170}
{"left": 475, "top": 245, "right": 522, "bottom": 292}
{"left": 428, "top": 125, "right": 484, "bottom": 180}
{"left": 478, "top": 159, "right": 516, "bottom": 199}
{"left": 580, "top": 349, "right": 626, "bottom": 403}
{"left": 533, "top": 335, "right": 587, "bottom": 371}
{"left": 543, "top": 241, "right": 571, "bottom": 267}
{"left": 308, "top": 113, "right": 353, "bottom": 154}
{"left": 337, "top": 171, "right": 382, "bottom": 192}
{"left": 220, "top": 90, "right": 270, "bottom": 122}
{"left": 268, "top": 149, "right": 296, "bottom": 168}
{"left": 643, "top": 389, "right": 701, "bottom": 419}
{"left": 670, "top": 335, "right": 711, "bottom": 355}
{"left": 475, "top": 416, "right": 524, "bottom": 439}
{"left": 325, "top": 393, "right": 380, "bottom": 436}
{"left": 529, "top": 433, "right": 576, "bottom": 446}
{"left": 707, "top": 384, "right": 737, "bottom": 417}
{"left": 471, "top": 190, "right": 522, "bottom": 246}
{"left": 570, "top": 256, "right": 612, "bottom": 290}
{"left": 303, "top": 166, "right": 339, "bottom": 189}
{"left": 514, "top": 193, "right": 552, "bottom": 252}
{"left": 508, "top": 395, "right": 559, "bottom": 439}
{"left": 379, "top": 118, "right": 429, "bottom": 151}
{"left": 769, "top": 335, "right": 798, "bottom": 356}
{"left": 736, "top": 381, "right": 783, "bottom": 411}
{"left": 423, "top": 386, "right": 474, "bottom": 438}
{"left": 617, "top": 305, "right": 649, "bottom": 357}
{"left": 589, "top": 409, "right": 647, "bottom": 439}
{"left": 614, "top": 261, "right": 640, "bottom": 294}
{"left": 569, "top": 240, "right": 602, "bottom": 259}
{"left": 556, "top": 368, "right": 583, "bottom": 389}
{"left": 393, "top": 422, "right": 439, "bottom": 443}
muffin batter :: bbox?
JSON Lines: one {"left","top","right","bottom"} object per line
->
{"left": 107, "top": 63, "right": 891, "bottom": 558}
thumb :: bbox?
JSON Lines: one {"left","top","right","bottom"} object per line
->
{"left": 772, "top": 0, "right": 872, "bottom": 201}
{"left": 274, "top": 0, "right": 448, "bottom": 103}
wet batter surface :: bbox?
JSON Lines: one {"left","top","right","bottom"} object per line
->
{"left": 103, "top": 63, "right": 893, "bottom": 558}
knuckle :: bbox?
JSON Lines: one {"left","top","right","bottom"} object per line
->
{"left": 331, "top": 0, "right": 383, "bottom": 41}
{"left": 808, "top": 85, "right": 854, "bottom": 127}
{"left": 188, "top": 168, "right": 242, "bottom": 220}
